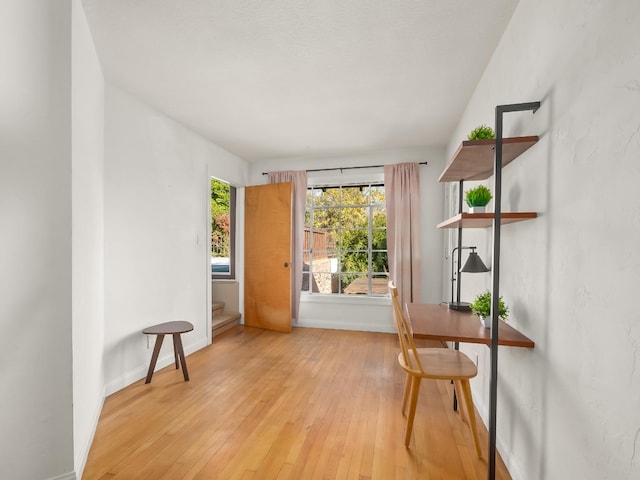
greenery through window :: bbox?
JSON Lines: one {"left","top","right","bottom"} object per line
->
{"left": 211, "top": 178, "right": 235, "bottom": 278}
{"left": 304, "top": 183, "right": 388, "bottom": 296}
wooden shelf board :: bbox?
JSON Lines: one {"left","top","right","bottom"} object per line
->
{"left": 439, "top": 136, "right": 539, "bottom": 183}
{"left": 437, "top": 212, "right": 537, "bottom": 229}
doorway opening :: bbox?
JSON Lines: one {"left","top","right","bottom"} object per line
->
{"left": 210, "top": 177, "right": 240, "bottom": 337}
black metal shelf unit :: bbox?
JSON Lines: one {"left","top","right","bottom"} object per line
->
{"left": 487, "top": 101, "right": 540, "bottom": 480}
{"left": 438, "top": 102, "right": 541, "bottom": 480}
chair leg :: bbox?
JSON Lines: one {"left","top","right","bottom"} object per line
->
{"left": 401, "top": 373, "right": 411, "bottom": 416}
{"left": 459, "top": 379, "right": 482, "bottom": 458}
{"left": 405, "top": 376, "right": 421, "bottom": 446}
{"left": 453, "top": 380, "right": 467, "bottom": 423}
{"left": 144, "top": 334, "right": 165, "bottom": 384}
{"left": 172, "top": 334, "right": 179, "bottom": 369}
{"left": 173, "top": 333, "right": 190, "bottom": 381}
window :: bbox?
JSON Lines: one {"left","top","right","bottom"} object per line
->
{"left": 211, "top": 178, "right": 236, "bottom": 279}
{"left": 303, "top": 183, "right": 388, "bottom": 296}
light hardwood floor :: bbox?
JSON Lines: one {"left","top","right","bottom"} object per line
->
{"left": 84, "top": 326, "right": 511, "bottom": 480}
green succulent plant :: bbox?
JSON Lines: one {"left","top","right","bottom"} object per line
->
{"left": 467, "top": 125, "right": 495, "bottom": 141}
{"left": 470, "top": 291, "right": 508, "bottom": 320}
{"left": 465, "top": 185, "right": 493, "bottom": 207}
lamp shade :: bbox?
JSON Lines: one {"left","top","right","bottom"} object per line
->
{"left": 461, "top": 251, "right": 489, "bottom": 273}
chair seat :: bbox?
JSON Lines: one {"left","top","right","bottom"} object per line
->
{"left": 398, "top": 348, "right": 477, "bottom": 380}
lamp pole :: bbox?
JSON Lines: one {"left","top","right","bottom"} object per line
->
{"left": 450, "top": 246, "right": 476, "bottom": 304}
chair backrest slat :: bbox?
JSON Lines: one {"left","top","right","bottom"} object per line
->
{"left": 388, "top": 281, "right": 424, "bottom": 375}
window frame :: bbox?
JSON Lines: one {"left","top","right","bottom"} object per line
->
{"left": 211, "top": 181, "right": 236, "bottom": 280}
{"left": 304, "top": 181, "right": 388, "bottom": 297}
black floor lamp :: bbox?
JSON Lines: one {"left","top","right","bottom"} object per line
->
{"left": 447, "top": 246, "right": 489, "bottom": 310}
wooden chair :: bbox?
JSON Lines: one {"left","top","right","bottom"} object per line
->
{"left": 388, "top": 281, "right": 482, "bottom": 457}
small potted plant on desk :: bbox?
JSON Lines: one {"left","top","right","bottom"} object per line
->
{"left": 470, "top": 290, "right": 509, "bottom": 329}
{"left": 465, "top": 185, "right": 493, "bottom": 213}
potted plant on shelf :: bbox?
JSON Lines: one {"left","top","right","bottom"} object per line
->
{"left": 465, "top": 185, "right": 493, "bottom": 213}
{"left": 467, "top": 124, "right": 495, "bottom": 141}
{"left": 470, "top": 290, "right": 509, "bottom": 329}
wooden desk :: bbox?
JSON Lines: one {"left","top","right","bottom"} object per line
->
{"left": 406, "top": 303, "right": 534, "bottom": 348}
{"left": 143, "top": 321, "right": 194, "bottom": 383}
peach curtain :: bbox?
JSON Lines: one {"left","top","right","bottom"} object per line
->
{"left": 267, "top": 170, "right": 308, "bottom": 323}
{"left": 384, "top": 163, "right": 421, "bottom": 308}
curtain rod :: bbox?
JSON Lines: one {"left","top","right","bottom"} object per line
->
{"left": 261, "top": 161, "right": 427, "bottom": 175}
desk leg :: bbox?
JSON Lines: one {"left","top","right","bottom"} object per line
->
{"left": 145, "top": 334, "right": 165, "bottom": 384}
{"left": 453, "top": 341, "right": 459, "bottom": 411}
{"left": 173, "top": 333, "right": 189, "bottom": 381}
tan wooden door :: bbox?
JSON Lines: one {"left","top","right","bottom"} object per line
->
{"left": 244, "top": 182, "right": 292, "bottom": 332}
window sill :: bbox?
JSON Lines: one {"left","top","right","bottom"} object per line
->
{"left": 300, "top": 293, "right": 390, "bottom": 306}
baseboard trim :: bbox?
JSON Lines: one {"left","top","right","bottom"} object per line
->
{"left": 74, "top": 386, "right": 105, "bottom": 480}
{"left": 105, "top": 338, "right": 208, "bottom": 396}
{"left": 296, "top": 317, "right": 395, "bottom": 334}
{"left": 471, "top": 388, "right": 524, "bottom": 480}
{"left": 47, "top": 471, "right": 76, "bottom": 480}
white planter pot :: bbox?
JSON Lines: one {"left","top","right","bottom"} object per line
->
{"left": 469, "top": 206, "right": 486, "bottom": 213}
{"left": 480, "top": 315, "right": 491, "bottom": 329}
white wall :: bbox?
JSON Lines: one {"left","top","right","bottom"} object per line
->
{"left": 0, "top": 1, "right": 75, "bottom": 479}
{"left": 103, "top": 84, "right": 249, "bottom": 394}
{"left": 447, "top": 1, "right": 640, "bottom": 478}
{"left": 247, "top": 147, "right": 445, "bottom": 332}
{"left": 71, "top": 0, "right": 105, "bottom": 477}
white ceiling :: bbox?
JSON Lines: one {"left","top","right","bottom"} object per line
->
{"left": 82, "top": 0, "right": 519, "bottom": 161}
